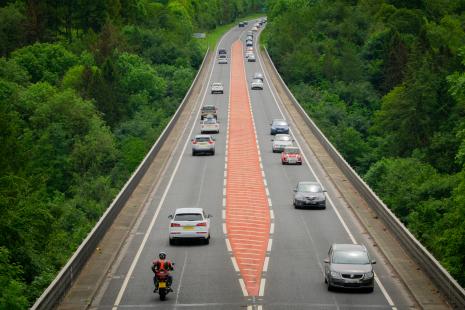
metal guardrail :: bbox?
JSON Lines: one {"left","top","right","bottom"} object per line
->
{"left": 31, "top": 48, "right": 211, "bottom": 310}
{"left": 262, "top": 47, "right": 465, "bottom": 309}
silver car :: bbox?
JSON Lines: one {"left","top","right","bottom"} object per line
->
{"left": 251, "top": 78, "right": 263, "bottom": 90}
{"left": 246, "top": 40, "right": 253, "bottom": 47}
{"left": 293, "top": 181, "right": 326, "bottom": 209}
{"left": 247, "top": 54, "right": 256, "bottom": 62}
{"left": 218, "top": 55, "right": 228, "bottom": 64}
{"left": 192, "top": 135, "right": 215, "bottom": 155}
{"left": 200, "top": 117, "right": 219, "bottom": 134}
{"left": 253, "top": 72, "right": 264, "bottom": 81}
{"left": 211, "top": 82, "right": 224, "bottom": 94}
{"left": 324, "top": 244, "right": 376, "bottom": 292}
{"left": 271, "top": 134, "right": 293, "bottom": 153}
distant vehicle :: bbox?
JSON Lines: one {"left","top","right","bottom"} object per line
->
{"left": 191, "top": 135, "right": 215, "bottom": 156}
{"left": 281, "top": 146, "right": 302, "bottom": 165}
{"left": 211, "top": 82, "right": 224, "bottom": 94}
{"left": 246, "top": 35, "right": 253, "bottom": 41}
{"left": 218, "top": 54, "right": 228, "bottom": 64}
{"left": 238, "top": 22, "right": 245, "bottom": 27}
{"left": 200, "top": 117, "right": 219, "bottom": 134}
{"left": 201, "top": 105, "right": 217, "bottom": 120}
{"left": 251, "top": 78, "right": 264, "bottom": 90}
{"left": 252, "top": 26, "right": 258, "bottom": 32}
{"left": 271, "top": 134, "right": 293, "bottom": 153}
{"left": 254, "top": 23, "right": 260, "bottom": 28}
{"left": 293, "top": 181, "right": 326, "bottom": 209}
{"left": 246, "top": 40, "right": 253, "bottom": 47}
{"left": 270, "top": 119, "right": 289, "bottom": 135}
{"left": 218, "top": 48, "right": 227, "bottom": 55}
{"left": 247, "top": 30, "right": 253, "bottom": 36}
{"left": 169, "top": 208, "right": 211, "bottom": 245}
{"left": 244, "top": 21, "right": 248, "bottom": 25}
{"left": 324, "top": 244, "right": 376, "bottom": 292}
{"left": 246, "top": 46, "right": 253, "bottom": 52}
{"left": 247, "top": 54, "right": 256, "bottom": 62}
{"left": 245, "top": 51, "right": 254, "bottom": 58}
{"left": 253, "top": 72, "right": 264, "bottom": 81}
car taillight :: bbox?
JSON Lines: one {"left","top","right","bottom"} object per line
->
{"left": 196, "top": 222, "right": 207, "bottom": 226}
{"left": 208, "top": 141, "right": 214, "bottom": 144}
{"left": 192, "top": 141, "right": 197, "bottom": 144}
{"left": 171, "top": 223, "right": 181, "bottom": 227}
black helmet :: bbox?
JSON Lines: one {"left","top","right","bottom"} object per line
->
{"left": 159, "top": 252, "right": 167, "bottom": 260}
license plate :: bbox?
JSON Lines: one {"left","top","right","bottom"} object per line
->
{"left": 159, "top": 282, "right": 166, "bottom": 288}
{"left": 183, "top": 226, "right": 194, "bottom": 230}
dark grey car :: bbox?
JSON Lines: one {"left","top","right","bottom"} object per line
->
{"left": 293, "top": 181, "right": 326, "bottom": 209}
{"left": 324, "top": 244, "right": 376, "bottom": 292}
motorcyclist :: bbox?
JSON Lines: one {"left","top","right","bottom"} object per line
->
{"left": 152, "top": 251, "right": 174, "bottom": 292}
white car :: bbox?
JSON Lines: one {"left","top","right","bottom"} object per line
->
{"left": 218, "top": 55, "right": 228, "bottom": 64}
{"left": 246, "top": 46, "right": 253, "bottom": 52}
{"left": 253, "top": 72, "right": 264, "bottom": 81}
{"left": 169, "top": 208, "right": 211, "bottom": 245}
{"left": 192, "top": 134, "right": 215, "bottom": 155}
{"left": 211, "top": 82, "right": 224, "bottom": 94}
{"left": 247, "top": 54, "right": 256, "bottom": 62}
{"left": 245, "top": 51, "right": 254, "bottom": 58}
{"left": 251, "top": 79, "right": 263, "bottom": 90}
{"left": 200, "top": 117, "right": 220, "bottom": 133}
{"left": 252, "top": 26, "right": 258, "bottom": 32}
{"left": 271, "top": 134, "right": 293, "bottom": 153}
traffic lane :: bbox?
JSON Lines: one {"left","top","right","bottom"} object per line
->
{"left": 251, "top": 29, "right": 414, "bottom": 308}
{"left": 96, "top": 24, "right": 245, "bottom": 308}
{"left": 243, "top": 33, "right": 396, "bottom": 307}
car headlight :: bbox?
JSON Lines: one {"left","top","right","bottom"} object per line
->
{"left": 330, "top": 271, "right": 342, "bottom": 279}
{"left": 364, "top": 271, "right": 374, "bottom": 279}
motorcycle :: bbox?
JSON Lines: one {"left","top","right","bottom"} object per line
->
{"left": 154, "top": 270, "right": 172, "bottom": 300}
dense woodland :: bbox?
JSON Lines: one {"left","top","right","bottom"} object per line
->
{"left": 265, "top": 0, "right": 465, "bottom": 287}
{"left": 0, "top": 0, "right": 263, "bottom": 307}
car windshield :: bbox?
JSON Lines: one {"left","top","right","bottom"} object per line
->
{"left": 332, "top": 251, "right": 370, "bottom": 264}
{"left": 195, "top": 137, "right": 210, "bottom": 142}
{"left": 202, "top": 106, "right": 215, "bottom": 111}
{"left": 174, "top": 213, "right": 203, "bottom": 221}
{"left": 298, "top": 184, "right": 321, "bottom": 193}
{"left": 253, "top": 79, "right": 262, "bottom": 83}
{"left": 285, "top": 148, "right": 300, "bottom": 154}
{"left": 204, "top": 118, "right": 216, "bottom": 124}
{"left": 276, "top": 135, "right": 291, "bottom": 141}
{"left": 273, "top": 120, "right": 287, "bottom": 126}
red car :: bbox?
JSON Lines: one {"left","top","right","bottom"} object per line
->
{"left": 281, "top": 146, "right": 303, "bottom": 165}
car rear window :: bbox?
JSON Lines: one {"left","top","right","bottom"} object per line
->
{"left": 195, "top": 137, "right": 210, "bottom": 142}
{"left": 299, "top": 184, "right": 321, "bottom": 193}
{"left": 202, "top": 106, "right": 216, "bottom": 111}
{"left": 174, "top": 213, "right": 203, "bottom": 221}
{"left": 332, "top": 251, "right": 370, "bottom": 264}
{"left": 285, "top": 148, "right": 300, "bottom": 154}
{"left": 273, "top": 121, "right": 288, "bottom": 126}
{"left": 204, "top": 118, "right": 216, "bottom": 124}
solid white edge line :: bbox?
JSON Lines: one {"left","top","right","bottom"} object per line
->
{"left": 112, "top": 25, "right": 235, "bottom": 309}
{"left": 259, "top": 278, "right": 266, "bottom": 296}
{"left": 255, "top": 28, "right": 396, "bottom": 308}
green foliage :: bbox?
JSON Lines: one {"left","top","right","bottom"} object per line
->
{"left": 266, "top": 0, "right": 465, "bottom": 286}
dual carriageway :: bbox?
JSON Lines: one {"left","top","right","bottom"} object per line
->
{"left": 54, "top": 19, "right": 454, "bottom": 310}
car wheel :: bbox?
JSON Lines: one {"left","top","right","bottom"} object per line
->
{"left": 169, "top": 238, "right": 175, "bottom": 246}
{"left": 192, "top": 150, "right": 196, "bottom": 156}
{"left": 204, "top": 236, "right": 210, "bottom": 245}
{"left": 366, "top": 287, "right": 374, "bottom": 293}
{"left": 327, "top": 282, "right": 333, "bottom": 291}
{"left": 211, "top": 150, "right": 215, "bottom": 155}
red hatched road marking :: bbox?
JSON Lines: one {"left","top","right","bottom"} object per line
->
{"left": 226, "top": 40, "right": 270, "bottom": 296}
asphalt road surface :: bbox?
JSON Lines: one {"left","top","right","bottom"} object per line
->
{"left": 91, "top": 20, "right": 415, "bottom": 310}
